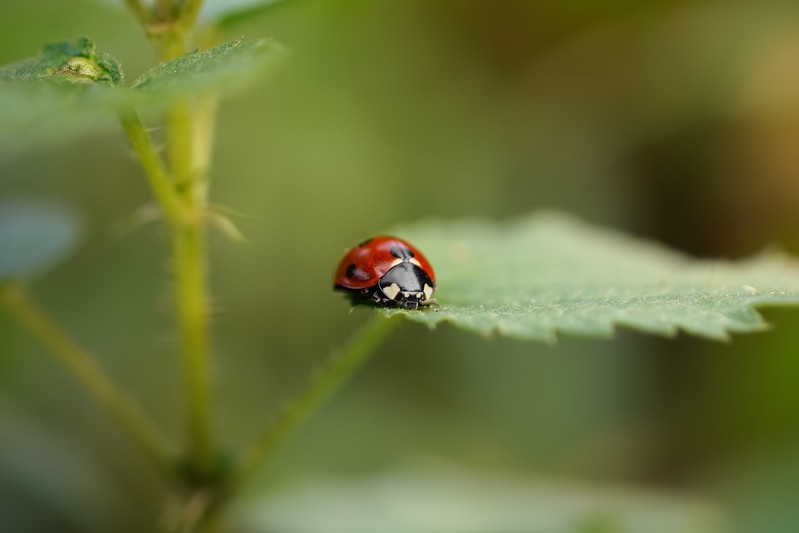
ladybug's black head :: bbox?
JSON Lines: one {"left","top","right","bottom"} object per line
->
{"left": 377, "top": 262, "right": 435, "bottom": 309}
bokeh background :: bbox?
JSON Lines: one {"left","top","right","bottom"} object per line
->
{"left": 2, "top": 0, "right": 799, "bottom": 531}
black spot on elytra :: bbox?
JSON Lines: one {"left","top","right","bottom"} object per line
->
{"left": 358, "top": 238, "right": 373, "bottom": 247}
{"left": 390, "top": 246, "right": 414, "bottom": 260}
{"left": 345, "top": 263, "right": 357, "bottom": 278}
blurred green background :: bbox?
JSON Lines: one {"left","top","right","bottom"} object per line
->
{"left": 2, "top": 0, "right": 799, "bottom": 531}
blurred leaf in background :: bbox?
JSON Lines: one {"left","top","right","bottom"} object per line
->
{"left": 0, "top": 200, "right": 82, "bottom": 282}
{"left": 236, "top": 464, "right": 725, "bottom": 533}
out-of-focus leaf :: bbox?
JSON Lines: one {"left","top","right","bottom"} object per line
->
{"left": 376, "top": 212, "right": 799, "bottom": 342}
{"left": 707, "top": 444, "right": 799, "bottom": 533}
{"left": 236, "top": 465, "right": 724, "bottom": 533}
{"left": 0, "top": 37, "right": 127, "bottom": 156}
{"left": 133, "top": 38, "right": 287, "bottom": 101}
{"left": 0, "top": 36, "right": 122, "bottom": 85}
{"left": 0, "top": 200, "right": 82, "bottom": 282}
{"left": 0, "top": 409, "right": 124, "bottom": 532}
{"left": 0, "top": 82, "right": 122, "bottom": 155}
{"left": 0, "top": 37, "right": 284, "bottom": 155}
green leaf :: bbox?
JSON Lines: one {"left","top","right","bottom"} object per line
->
{"left": 381, "top": 212, "right": 799, "bottom": 342}
{"left": 0, "top": 37, "right": 284, "bottom": 154}
{"left": 133, "top": 38, "right": 287, "bottom": 101}
{"left": 236, "top": 465, "right": 723, "bottom": 533}
{"left": 0, "top": 86, "right": 116, "bottom": 160}
{"left": 0, "top": 36, "right": 123, "bottom": 85}
{"left": 0, "top": 37, "right": 127, "bottom": 155}
{"left": 0, "top": 200, "right": 82, "bottom": 281}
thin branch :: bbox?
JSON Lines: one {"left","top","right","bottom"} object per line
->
{"left": 171, "top": 218, "right": 215, "bottom": 475}
{"left": 167, "top": 102, "right": 195, "bottom": 189}
{"left": 156, "top": 0, "right": 175, "bottom": 22}
{"left": 163, "top": 88, "right": 216, "bottom": 479}
{"left": 117, "top": 109, "right": 188, "bottom": 227}
{"left": 122, "top": 0, "right": 151, "bottom": 27}
{"left": 0, "top": 284, "right": 175, "bottom": 479}
{"left": 118, "top": 106, "right": 216, "bottom": 475}
{"left": 119, "top": 107, "right": 215, "bottom": 476}
{"left": 179, "top": 0, "right": 206, "bottom": 30}
{"left": 228, "top": 315, "right": 400, "bottom": 492}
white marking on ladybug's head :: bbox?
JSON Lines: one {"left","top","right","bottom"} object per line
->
{"left": 382, "top": 283, "right": 401, "bottom": 300}
{"left": 409, "top": 258, "right": 422, "bottom": 267}
{"left": 389, "top": 258, "right": 402, "bottom": 268}
{"left": 423, "top": 284, "right": 433, "bottom": 301}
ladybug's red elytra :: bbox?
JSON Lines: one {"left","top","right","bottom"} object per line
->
{"left": 333, "top": 236, "right": 436, "bottom": 310}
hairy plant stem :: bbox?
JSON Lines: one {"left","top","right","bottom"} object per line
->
{"left": 165, "top": 94, "right": 216, "bottom": 481}
{"left": 118, "top": 110, "right": 188, "bottom": 226}
{"left": 120, "top": 7, "right": 221, "bottom": 531}
{"left": 0, "top": 283, "right": 175, "bottom": 479}
{"left": 171, "top": 213, "right": 214, "bottom": 476}
{"left": 119, "top": 3, "right": 400, "bottom": 530}
{"left": 118, "top": 103, "right": 216, "bottom": 479}
{"left": 128, "top": 2, "right": 217, "bottom": 481}
{"left": 227, "top": 315, "right": 401, "bottom": 493}
{"left": 168, "top": 102, "right": 195, "bottom": 189}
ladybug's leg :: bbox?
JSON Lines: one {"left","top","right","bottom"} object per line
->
{"left": 346, "top": 288, "right": 374, "bottom": 306}
{"left": 403, "top": 300, "right": 419, "bottom": 310}
{"left": 370, "top": 289, "right": 394, "bottom": 307}
{"left": 376, "top": 294, "right": 400, "bottom": 307}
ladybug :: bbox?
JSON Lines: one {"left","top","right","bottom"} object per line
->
{"left": 334, "top": 236, "right": 436, "bottom": 310}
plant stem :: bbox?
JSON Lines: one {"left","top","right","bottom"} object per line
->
{"left": 0, "top": 283, "right": 175, "bottom": 479}
{"left": 155, "top": 0, "right": 174, "bottom": 22}
{"left": 164, "top": 74, "right": 216, "bottom": 481}
{"left": 121, "top": 3, "right": 219, "bottom": 484}
{"left": 122, "top": 0, "right": 218, "bottom": 521}
{"left": 179, "top": 0, "right": 206, "bottom": 30}
{"left": 123, "top": 0, "right": 151, "bottom": 26}
{"left": 228, "top": 315, "right": 401, "bottom": 491}
{"left": 172, "top": 218, "right": 214, "bottom": 475}
{"left": 167, "top": 102, "right": 195, "bottom": 189}
{"left": 117, "top": 109, "right": 188, "bottom": 227}
{"left": 118, "top": 104, "right": 216, "bottom": 477}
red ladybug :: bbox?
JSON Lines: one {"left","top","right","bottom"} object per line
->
{"left": 334, "top": 236, "right": 436, "bottom": 310}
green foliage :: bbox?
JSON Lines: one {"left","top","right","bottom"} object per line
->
{"left": 0, "top": 36, "right": 285, "bottom": 156}
{"left": 3, "top": 3, "right": 799, "bottom": 532}
{"left": 0, "top": 36, "right": 283, "bottom": 102}
{"left": 0, "top": 200, "right": 82, "bottom": 281}
{"left": 386, "top": 213, "right": 799, "bottom": 341}
{"left": 133, "top": 38, "right": 287, "bottom": 101}
{"left": 0, "top": 38, "right": 122, "bottom": 155}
